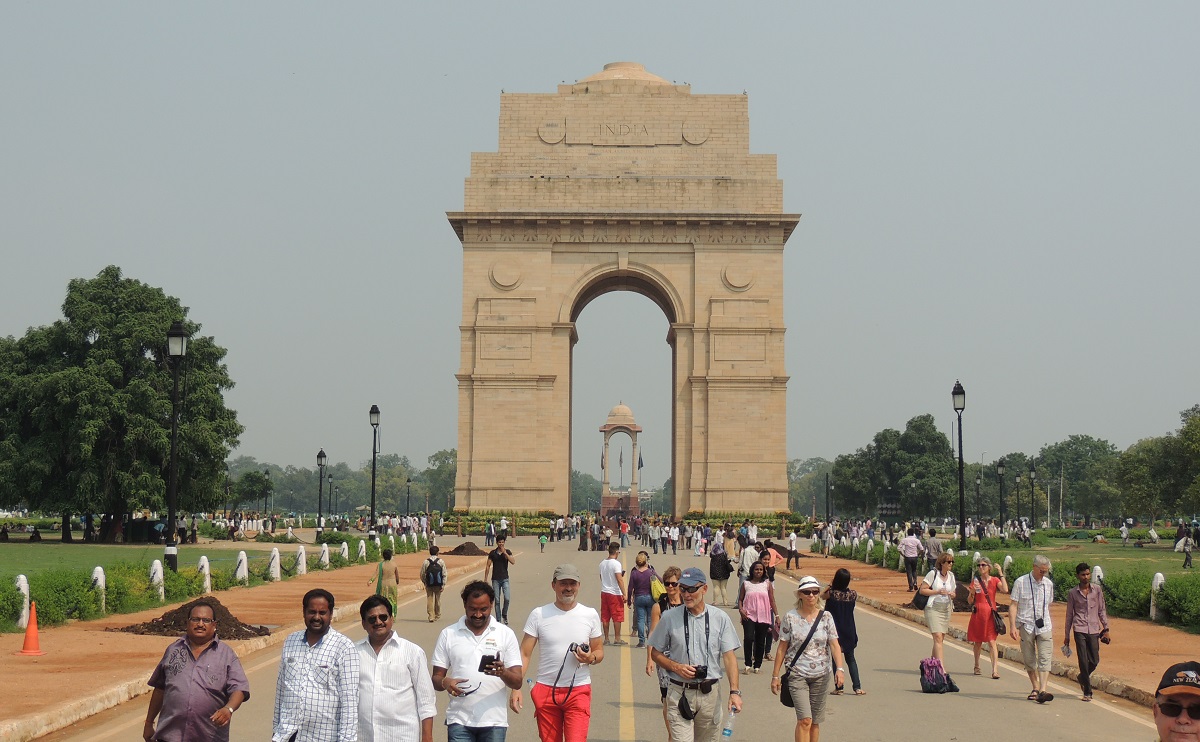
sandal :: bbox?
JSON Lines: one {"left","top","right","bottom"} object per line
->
{"left": 855, "top": 689, "right": 866, "bottom": 695}
{"left": 973, "top": 667, "right": 982, "bottom": 676}
{"left": 1082, "top": 695, "right": 1092, "bottom": 702}
{"left": 1027, "top": 690, "right": 1040, "bottom": 701}
{"left": 991, "top": 673, "right": 1001, "bottom": 680}
{"left": 830, "top": 689, "right": 844, "bottom": 695}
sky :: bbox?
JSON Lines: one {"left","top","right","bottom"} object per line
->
{"left": 3, "top": 3, "right": 1198, "bottom": 490}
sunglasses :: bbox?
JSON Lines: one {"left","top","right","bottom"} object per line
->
{"left": 679, "top": 584, "right": 703, "bottom": 594}
{"left": 1158, "top": 700, "right": 1200, "bottom": 720}
{"left": 663, "top": 582, "right": 679, "bottom": 588}
{"left": 365, "top": 614, "right": 390, "bottom": 625}
{"left": 799, "top": 590, "right": 820, "bottom": 596}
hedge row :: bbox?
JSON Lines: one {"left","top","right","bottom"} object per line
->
{"left": 0, "top": 536, "right": 397, "bottom": 632}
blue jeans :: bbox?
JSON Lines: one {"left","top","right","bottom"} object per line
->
{"left": 447, "top": 723, "right": 507, "bottom": 741}
{"left": 633, "top": 594, "right": 655, "bottom": 643}
{"left": 492, "top": 578, "right": 511, "bottom": 621}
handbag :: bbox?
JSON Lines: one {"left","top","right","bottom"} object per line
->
{"left": 912, "top": 575, "right": 931, "bottom": 610}
{"left": 976, "top": 576, "right": 1006, "bottom": 636}
{"left": 779, "top": 610, "right": 825, "bottom": 708}
{"left": 650, "top": 572, "right": 666, "bottom": 601}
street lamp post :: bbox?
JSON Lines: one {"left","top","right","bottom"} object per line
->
{"left": 406, "top": 476, "right": 412, "bottom": 516}
{"left": 952, "top": 380, "right": 967, "bottom": 551}
{"left": 316, "top": 449, "right": 327, "bottom": 535}
{"left": 369, "top": 405, "right": 380, "bottom": 538}
{"left": 1015, "top": 472, "right": 1022, "bottom": 523}
{"left": 263, "top": 470, "right": 270, "bottom": 515}
{"left": 223, "top": 465, "right": 231, "bottom": 520}
{"left": 1029, "top": 461, "right": 1037, "bottom": 528}
{"left": 333, "top": 486, "right": 340, "bottom": 525}
{"left": 825, "top": 473, "right": 833, "bottom": 524}
{"left": 997, "top": 459, "right": 1006, "bottom": 527}
{"left": 975, "top": 473, "right": 982, "bottom": 524}
{"left": 326, "top": 473, "right": 333, "bottom": 529}
{"left": 164, "top": 321, "right": 188, "bottom": 572}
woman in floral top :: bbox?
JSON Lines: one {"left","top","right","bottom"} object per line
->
{"left": 771, "top": 575, "right": 846, "bottom": 741}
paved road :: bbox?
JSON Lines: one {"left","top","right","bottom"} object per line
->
{"left": 42, "top": 536, "right": 1156, "bottom": 741}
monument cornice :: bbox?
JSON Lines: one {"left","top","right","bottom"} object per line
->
{"left": 447, "top": 211, "right": 801, "bottom": 243}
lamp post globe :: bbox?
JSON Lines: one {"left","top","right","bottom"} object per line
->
{"left": 951, "top": 380, "right": 967, "bottom": 551}
{"left": 369, "top": 405, "right": 380, "bottom": 538}
{"left": 316, "top": 449, "right": 327, "bottom": 536}
{"left": 164, "top": 321, "right": 189, "bottom": 572}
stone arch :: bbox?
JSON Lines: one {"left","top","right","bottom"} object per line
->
{"left": 560, "top": 263, "right": 684, "bottom": 326}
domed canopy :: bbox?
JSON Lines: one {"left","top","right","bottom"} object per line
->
{"left": 606, "top": 402, "right": 636, "bottom": 426}
{"left": 579, "top": 62, "right": 670, "bottom": 85}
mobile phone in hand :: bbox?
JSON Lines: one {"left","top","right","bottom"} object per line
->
{"left": 478, "top": 654, "right": 498, "bottom": 672}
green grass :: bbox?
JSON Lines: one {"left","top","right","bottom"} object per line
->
{"left": 0, "top": 542, "right": 276, "bottom": 579}
{"left": 1036, "top": 538, "right": 1193, "bottom": 578}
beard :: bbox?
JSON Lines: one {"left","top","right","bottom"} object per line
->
{"left": 557, "top": 593, "right": 577, "bottom": 606}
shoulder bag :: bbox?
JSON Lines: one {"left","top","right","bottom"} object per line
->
{"left": 977, "top": 576, "right": 1006, "bottom": 636}
{"left": 913, "top": 573, "right": 932, "bottom": 610}
{"left": 779, "top": 610, "right": 825, "bottom": 708}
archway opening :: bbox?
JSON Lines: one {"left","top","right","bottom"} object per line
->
{"left": 570, "top": 287, "right": 673, "bottom": 516}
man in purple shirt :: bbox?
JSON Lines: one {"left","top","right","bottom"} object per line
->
{"left": 1063, "top": 562, "right": 1110, "bottom": 702}
{"left": 145, "top": 600, "right": 249, "bottom": 742}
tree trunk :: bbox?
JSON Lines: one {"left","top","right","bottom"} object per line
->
{"left": 60, "top": 512, "right": 73, "bottom": 542}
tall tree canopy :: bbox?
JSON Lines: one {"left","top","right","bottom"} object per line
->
{"left": 0, "top": 267, "right": 242, "bottom": 536}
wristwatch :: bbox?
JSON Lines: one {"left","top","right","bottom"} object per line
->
{"left": 226, "top": 707, "right": 235, "bottom": 714}
{"left": 729, "top": 689, "right": 743, "bottom": 696}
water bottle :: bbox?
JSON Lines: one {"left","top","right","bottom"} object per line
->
{"left": 721, "top": 708, "right": 737, "bottom": 737}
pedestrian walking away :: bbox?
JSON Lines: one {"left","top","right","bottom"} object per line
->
{"left": 898, "top": 529, "right": 923, "bottom": 591}
{"left": 144, "top": 600, "right": 249, "bottom": 742}
{"left": 822, "top": 568, "right": 864, "bottom": 694}
{"left": 512, "top": 563, "right": 604, "bottom": 742}
{"left": 599, "top": 542, "right": 628, "bottom": 645}
{"left": 356, "top": 595, "right": 436, "bottom": 742}
{"left": 626, "top": 551, "right": 657, "bottom": 648}
{"left": 1010, "top": 555, "right": 1056, "bottom": 704}
{"left": 272, "top": 589, "right": 360, "bottom": 742}
{"left": 422, "top": 545, "right": 447, "bottom": 623}
{"left": 432, "top": 581, "right": 523, "bottom": 741}
{"left": 1063, "top": 562, "right": 1110, "bottom": 702}
{"left": 484, "top": 536, "right": 516, "bottom": 625}
{"left": 648, "top": 567, "right": 743, "bottom": 742}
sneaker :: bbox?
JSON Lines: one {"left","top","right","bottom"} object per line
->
{"left": 752, "top": 667, "right": 761, "bottom": 674}
{"left": 741, "top": 666, "right": 750, "bottom": 675}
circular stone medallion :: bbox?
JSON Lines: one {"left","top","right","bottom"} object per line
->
{"left": 722, "top": 265, "right": 754, "bottom": 292}
{"left": 682, "top": 122, "right": 709, "bottom": 145}
{"left": 490, "top": 261, "right": 522, "bottom": 291}
{"left": 538, "top": 121, "right": 565, "bottom": 144}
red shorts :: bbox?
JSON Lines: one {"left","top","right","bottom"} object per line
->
{"left": 601, "top": 592, "right": 625, "bottom": 623}
{"left": 532, "top": 682, "right": 591, "bottom": 741}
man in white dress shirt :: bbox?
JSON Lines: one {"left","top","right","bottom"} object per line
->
{"left": 432, "top": 581, "right": 523, "bottom": 741}
{"left": 356, "top": 595, "right": 436, "bottom": 742}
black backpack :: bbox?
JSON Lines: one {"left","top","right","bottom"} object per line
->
{"left": 424, "top": 558, "right": 445, "bottom": 587}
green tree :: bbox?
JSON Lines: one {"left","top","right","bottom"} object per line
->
{"left": 0, "top": 267, "right": 242, "bottom": 539}
{"left": 789, "top": 458, "right": 831, "bottom": 519}
{"left": 424, "top": 449, "right": 457, "bottom": 512}
{"left": 1037, "top": 435, "right": 1119, "bottom": 520}
{"left": 571, "top": 469, "right": 602, "bottom": 513}
{"left": 231, "top": 470, "right": 272, "bottom": 513}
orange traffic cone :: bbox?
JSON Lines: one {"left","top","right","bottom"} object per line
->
{"left": 16, "top": 601, "right": 46, "bottom": 656}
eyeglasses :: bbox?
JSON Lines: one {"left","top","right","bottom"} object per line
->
{"left": 799, "top": 590, "right": 820, "bottom": 596}
{"left": 1157, "top": 700, "right": 1200, "bottom": 719}
{"left": 663, "top": 582, "right": 679, "bottom": 588}
{"left": 679, "top": 584, "right": 703, "bottom": 594}
{"left": 188, "top": 617, "right": 215, "bottom": 625}
{"left": 365, "top": 614, "right": 390, "bottom": 625}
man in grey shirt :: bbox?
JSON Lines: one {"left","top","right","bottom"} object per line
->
{"left": 923, "top": 528, "right": 944, "bottom": 573}
{"left": 649, "top": 567, "right": 742, "bottom": 741}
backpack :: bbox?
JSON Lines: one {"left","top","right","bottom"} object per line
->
{"left": 919, "top": 657, "right": 959, "bottom": 694}
{"left": 424, "top": 558, "right": 445, "bottom": 588}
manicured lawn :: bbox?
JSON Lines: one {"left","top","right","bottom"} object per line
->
{"left": 1026, "top": 538, "right": 1191, "bottom": 578}
{"left": 0, "top": 541, "right": 275, "bottom": 579}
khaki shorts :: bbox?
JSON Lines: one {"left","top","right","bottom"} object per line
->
{"left": 1019, "top": 626, "right": 1053, "bottom": 671}
{"left": 788, "top": 672, "right": 831, "bottom": 724}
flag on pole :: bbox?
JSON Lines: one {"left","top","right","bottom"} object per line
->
{"left": 601, "top": 447, "right": 605, "bottom": 471}
{"left": 619, "top": 449, "right": 623, "bottom": 467}
{"left": 638, "top": 451, "right": 644, "bottom": 469}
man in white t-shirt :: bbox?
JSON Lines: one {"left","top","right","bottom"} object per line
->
{"left": 512, "top": 564, "right": 604, "bottom": 742}
{"left": 599, "top": 543, "right": 627, "bottom": 646}
{"left": 432, "top": 581, "right": 523, "bottom": 741}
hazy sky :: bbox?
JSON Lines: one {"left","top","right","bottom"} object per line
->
{"left": 4, "top": 4, "right": 1198, "bottom": 490}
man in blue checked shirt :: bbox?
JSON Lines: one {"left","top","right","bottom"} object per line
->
{"left": 273, "top": 588, "right": 360, "bottom": 742}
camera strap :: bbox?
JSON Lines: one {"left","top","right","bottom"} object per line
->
{"left": 683, "top": 608, "right": 711, "bottom": 666}
{"left": 551, "top": 645, "right": 584, "bottom": 706}
{"left": 1029, "top": 574, "right": 1046, "bottom": 626}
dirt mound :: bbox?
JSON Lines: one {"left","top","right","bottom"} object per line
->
{"left": 446, "top": 541, "right": 487, "bottom": 556}
{"left": 112, "top": 597, "right": 270, "bottom": 640}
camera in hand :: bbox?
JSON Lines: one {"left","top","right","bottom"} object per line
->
{"left": 568, "top": 642, "right": 588, "bottom": 654}
{"left": 477, "top": 654, "right": 498, "bottom": 672}
{"left": 692, "top": 665, "right": 709, "bottom": 681}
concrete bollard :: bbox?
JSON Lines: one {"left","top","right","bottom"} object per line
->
{"left": 866, "top": 538, "right": 875, "bottom": 563}
{"left": 340, "top": 541, "right": 350, "bottom": 561}
{"left": 268, "top": 548, "right": 281, "bottom": 581}
{"left": 296, "top": 545, "right": 307, "bottom": 575}
{"left": 374, "top": 536, "right": 382, "bottom": 551}
{"left": 1093, "top": 565, "right": 1105, "bottom": 584}
{"left": 197, "top": 556, "right": 211, "bottom": 594}
{"left": 150, "top": 560, "right": 165, "bottom": 602}
{"left": 357, "top": 540, "right": 368, "bottom": 562}
{"left": 15, "top": 575, "right": 30, "bottom": 629}
{"left": 286, "top": 526, "right": 295, "bottom": 540}
{"left": 320, "top": 543, "right": 330, "bottom": 569}
{"left": 851, "top": 536, "right": 860, "bottom": 552}
{"left": 235, "top": 551, "right": 249, "bottom": 584}
{"left": 973, "top": 551, "right": 982, "bottom": 564}
{"left": 389, "top": 535, "right": 396, "bottom": 552}
{"left": 1151, "top": 573, "right": 1165, "bottom": 620}
{"left": 91, "top": 567, "right": 106, "bottom": 613}
{"left": 1003, "top": 555, "right": 1013, "bottom": 577}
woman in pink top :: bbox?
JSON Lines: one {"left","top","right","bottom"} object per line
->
{"left": 738, "top": 561, "right": 779, "bottom": 674}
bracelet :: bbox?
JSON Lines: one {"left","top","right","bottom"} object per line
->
{"left": 226, "top": 707, "right": 235, "bottom": 714}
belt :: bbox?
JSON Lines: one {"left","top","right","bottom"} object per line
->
{"left": 670, "top": 678, "right": 717, "bottom": 693}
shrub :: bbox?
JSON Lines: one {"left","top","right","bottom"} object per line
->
{"left": 27, "top": 569, "right": 102, "bottom": 625}
{"left": 0, "top": 579, "right": 23, "bottom": 630}
{"left": 1156, "top": 573, "right": 1200, "bottom": 631}
{"left": 105, "top": 562, "right": 157, "bottom": 614}
{"left": 1099, "top": 571, "right": 1152, "bottom": 620}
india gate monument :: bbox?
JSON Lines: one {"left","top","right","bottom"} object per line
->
{"left": 449, "top": 62, "right": 799, "bottom": 516}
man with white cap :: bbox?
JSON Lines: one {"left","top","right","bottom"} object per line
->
{"left": 511, "top": 563, "right": 604, "bottom": 742}
{"left": 648, "top": 567, "right": 742, "bottom": 741}
{"left": 1153, "top": 660, "right": 1200, "bottom": 742}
